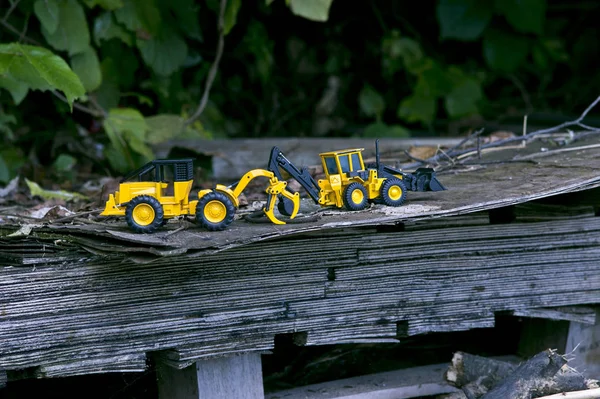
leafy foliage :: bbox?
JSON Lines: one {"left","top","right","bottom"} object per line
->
{"left": 0, "top": 0, "right": 597, "bottom": 185}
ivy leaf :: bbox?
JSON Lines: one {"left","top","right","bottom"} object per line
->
{"left": 382, "top": 30, "right": 425, "bottom": 76}
{"left": 34, "top": 0, "right": 60, "bottom": 35}
{"left": 168, "top": 0, "right": 202, "bottom": 40}
{"left": 289, "top": 0, "right": 333, "bottom": 22}
{"left": 71, "top": 47, "right": 102, "bottom": 92}
{"left": 115, "top": 0, "right": 161, "bottom": 35}
{"left": 224, "top": 0, "right": 242, "bottom": 35}
{"left": 437, "top": 0, "right": 493, "bottom": 41}
{"left": 41, "top": 0, "right": 90, "bottom": 55}
{"left": 137, "top": 28, "right": 188, "bottom": 76}
{"left": 146, "top": 114, "right": 185, "bottom": 144}
{"left": 494, "top": 0, "right": 546, "bottom": 35}
{"left": 444, "top": 68, "right": 483, "bottom": 118}
{"left": 0, "top": 43, "right": 85, "bottom": 108}
{"left": 103, "top": 108, "right": 153, "bottom": 166}
{"left": 0, "top": 76, "right": 29, "bottom": 104}
{"left": 397, "top": 77, "right": 438, "bottom": 126}
{"left": 358, "top": 85, "right": 385, "bottom": 121}
{"left": 363, "top": 122, "right": 410, "bottom": 138}
{"left": 0, "top": 154, "right": 9, "bottom": 183}
{"left": 483, "top": 28, "right": 530, "bottom": 72}
{"left": 83, "top": 0, "right": 124, "bottom": 10}
{"left": 94, "top": 12, "right": 132, "bottom": 46}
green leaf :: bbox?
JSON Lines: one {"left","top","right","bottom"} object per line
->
{"left": 115, "top": 0, "right": 161, "bottom": 35}
{"left": 289, "top": 0, "right": 333, "bottom": 22}
{"left": 83, "top": 0, "right": 124, "bottom": 10}
{"left": 0, "top": 154, "right": 9, "bottom": 183}
{"left": 362, "top": 122, "right": 410, "bottom": 138}
{"left": 95, "top": 81, "right": 120, "bottom": 109}
{"left": 224, "top": 0, "right": 242, "bottom": 35}
{"left": 34, "top": 0, "right": 60, "bottom": 34}
{"left": 52, "top": 154, "right": 77, "bottom": 172}
{"left": 41, "top": 0, "right": 90, "bottom": 55}
{"left": 0, "top": 43, "right": 85, "bottom": 108}
{"left": 137, "top": 28, "right": 188, "bottom": 76}
{"left": 0, "top": 76, "right": 29, "bottom": 104}
{"left": 397, "top": 77, "right": 438, "bottom": 126}
{"left": 94, "top": 11, "right": 133, "bottom": 46}
{"left": 444, "top": 68, "right": 483, "bottom": 118}
{"left": 70, "top": 47, "right": 102, "bottom": 92}
{"left": 145, "top": 114, "right": 185, "bottom": 144}
{"left": 103, "top": 108, "right": 152, "bottom": 163}
{"left": 483, "top": 28, "right": 530, "bottom": 72}
{"left": 437, "top": 0, "right": 493, "bottom": 41}
{"left": 382, "top": 30, "right": 425, "bottom": 76}
{"left": 494, "top": 0, "right": 545, "bottom": 35}
{"left": 168, "top": 0, "right": 202, "bottom": 40}
{"left": 0, "top": 113, "right": 16, "bottom": 140}
{"left": 358, "top": 85, "right": 385, "bottom": 121}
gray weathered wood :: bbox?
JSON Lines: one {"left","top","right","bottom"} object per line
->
{"left": 4, "top": 137, "right": 600, "bottom": 381}
{"left": 157, "top": 353, "right": 264, "bottom": 399}
{"left": 565, "top": 309, "right": 600, "bottom": 379}
{"left": 3, "top": 212, "right": 600, "bottom": 378}
{"left": 265, "top": 363, "right": 460, "bottom": 399}
{"left": 512, "top": 307, "right": 597, "bottom": 325}
{"left": 0, "top": 370, "right": 6, "bottom": 388}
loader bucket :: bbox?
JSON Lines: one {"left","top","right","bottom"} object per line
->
{"left": 413, "top": 168, "right": 446, "bottom": 192}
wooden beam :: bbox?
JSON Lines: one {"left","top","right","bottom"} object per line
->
{"left": 565, "top": 309, "right": 600, "bottom": 378}
{"left": 265, "top": 363, "right": 460, "bottom": 399}
{"left": 157, "top": 353, "right": 264, "bottom": 399}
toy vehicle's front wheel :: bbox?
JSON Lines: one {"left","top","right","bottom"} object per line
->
{"left": 196, "top": 191, "right": 236, "bottom": 231}
{"left": 381, "top": 178, "right": 407, "bottom": 207}
{"left": 343, "top": 182, "right": 368, "bottom": 211}
{"left": 125, "top": 195, "right": 165, "bottom": 233}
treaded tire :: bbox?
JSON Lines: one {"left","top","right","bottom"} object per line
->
{"left": 343, "top": 182, "right": 368, "bottom": 211}
{"left": 381, "top": 178, "right": 407, "bottom": 207}
{"left": 196, "top": 191, "right": 236, "bottom": 231}
{"left": 125, "top": 195, "right": 164, "bottom": 234}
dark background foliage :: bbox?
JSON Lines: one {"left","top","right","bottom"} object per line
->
{"left": 1, "top": 0, "right": 599, "bottom": 183}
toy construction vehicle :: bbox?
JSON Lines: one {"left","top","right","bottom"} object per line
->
{"left": 100, "top": 140, "right": 445, "bottom": 233}
{"left": 100, "top": 159, "right": 300, "bottom": 233}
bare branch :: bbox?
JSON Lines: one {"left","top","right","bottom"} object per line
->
{"left": 2, "top": 0, "right": 23, "bottom": 23}
{"left": 403, "top": 95, "right": 600, "bottom": 169}
{"left": 52, "top": 91, "right": 103, "bottom": 117}
{"left": 184, "top": 0, "right": 228, "bottom": 126}
{"left": 0, "top": 18, "right": 40, "bottom": 44}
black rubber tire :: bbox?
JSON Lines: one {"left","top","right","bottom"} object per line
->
{"left": 125, "top": 195, "right": 164, "bottom": 234}
{"left": 343, "top": 182, "right": 368, "bottom": 211}
{"left": 196, "top": 191, "right": 236, "bottom": 231}
{"left": 277, "top": 196, "right": 296, "bottom": 217}
{"left": 381, "top": 178, "right": 407, "bottom": 207}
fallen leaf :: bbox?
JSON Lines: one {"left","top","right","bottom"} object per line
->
{"left": 25, "top": 178, "right": 89, "bottom": 201}
{"left": 0, "top": 176, "right": 19, "bottom": 198}
{"left": 408, "top": 146, "right": 438, "bottom": 160}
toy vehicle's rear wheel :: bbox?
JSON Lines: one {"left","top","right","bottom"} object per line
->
{"left": 125, "top": 195, "right": 164, "bottom": 233}
{"left": 381, "top": 178, "right": 407, "bottom": 207}
{"left": 343, "top": 182, "right": 368, "bottom": 211}
{"left": 196, "top": 191, "right": 236, "bottom": 231}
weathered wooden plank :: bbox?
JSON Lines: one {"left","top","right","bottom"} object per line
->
{"left": 3, "top": 210, "right": 600, "bottom": 378}
{"left": 157, "top": 353, "right": 264, "bottom": 399}
{"left": 565, "top": 310, "right": 600, "bottom": 379}
{"left": 264, "top": 362, "right": 460, "bottom": 399}
{"left": 512, "top": 307, "right": 597, "bottom": 325}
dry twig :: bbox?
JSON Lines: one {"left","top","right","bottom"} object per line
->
{"left": 403, "top": 96, "right": 600, "bottom": 169}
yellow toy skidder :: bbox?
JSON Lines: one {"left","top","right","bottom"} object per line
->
{"left": 100, "top": 140, "right": 445, "bottom": 233}
{"left": 100, "top": 159, "right": 300, "bottom": 233}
